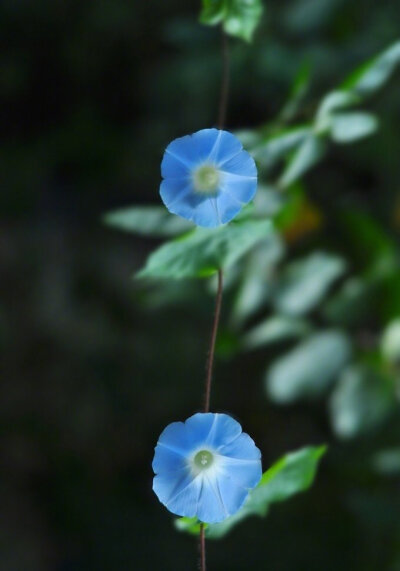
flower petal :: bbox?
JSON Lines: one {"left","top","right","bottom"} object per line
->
{"left": 206, "top": 414, "right": 242, "bottom": 448}
{"left": 219, "top": 172, "right": 258, "bottom": 204}
{"left": 160, "top": 178, "right": 192, "bottom": 209}
{"left": 189, "top": 197, "right": 221, "bottom": 227}
{"left": 153, "top": 468, "right": 199, "bottom": 517}
{"left": 156, "top": 421, "right": 194, "bottom": 455}
{"left": 152, "top": 444, "right": 187, "bottom": 474}
{"left": 197, "top": 472, "right": 229, "bottom": 523}
{"left": 219, "top": 456, "right": 262, "bottom": 490}
{"left": 167, "top": 193, "right": 221, "bottom": 228}
{"left": 185, "top": 413, "right": 218, "bottom": 444}
{"left": 213, "top": 191, "right": 243, "bottom": 225}
{"left": 219, "top": 149, "right": 257, "bottom": 177}
{"left": 161, "top": 150, "right": 191, "bottom": 179}
{"left": 152, "top": 413, "right": 262, "bottom": 523}
{"left": 216, "top": 472, "right": 250, "bottom": 516}
{"left": 165, "top": 475, "right": 203, "bottom": 518}
{"left": 159, "top": 129, "right": 258, "bottom": 227}
{"left": 218, "top": 432, "right": 261, "bottom": 461}
{"left": 190, "top": 128, "right": 221, "bottom": 163}
{"left": 210, "top": 130, "right": 243, "bottom": 165}
{"left": 164, "top": 134, "right": 200, "bottom": 168}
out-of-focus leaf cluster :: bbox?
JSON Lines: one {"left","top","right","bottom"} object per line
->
{"left": 176, "top": 445, "right": 326, "bottom": 538}
{"left": 199, "top": 0, "right": 264, "bottom": 42}
{"left": 107, "top": 39, "right": 400, "bottom": 447}
{"left": 4, "top": 0, "right": 400, "bottom": 568}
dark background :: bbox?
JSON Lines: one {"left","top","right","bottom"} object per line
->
{"left": 2, "top": 0, "right": 400, "bottom": 569}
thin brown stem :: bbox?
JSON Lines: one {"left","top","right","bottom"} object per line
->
{"left": 204, "top": 269, "right": 223, "bottom": 413}
{"left": 199, "top": 524, "right": 206, "bottom": 571}
{"left": 217, "top": 31, "right": 230, "bottom": 129}
{"left": 198, "top": 27, "right": 229, "bottom": 571}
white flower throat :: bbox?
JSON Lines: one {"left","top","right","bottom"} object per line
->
{"left": 192, "top": 449, "right": 214, "bottom": 474}
{"left": 193, "top": 164, "right": 220, "bottom": 194}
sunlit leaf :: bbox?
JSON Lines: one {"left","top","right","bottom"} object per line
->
{"left": 253, "top": 126, "right": 312, "bottom": 170}
{"left": 175, "top": 446, "right": 326, "bottom": 539}
{"left": 340, "top": 209, "right": 397, "bottom": 272}
{"left": 103, "top": 206, "right": 194, "bottom": 237}
{"left": 316, "top": 90, "right": 359, "bottom": 120}
{"left": 273, "top": 183, "right": 305, "bottom": 232}
{"left": 267, "top": 331, "right": 352, "bottom": 403}
{"left": 330, "top": 112, "right": 378, "bottom": 143}
{"left": 200, "top": 0, "right": 264, "bottom": 42}
{"left": 233, "top": 185, "right": 284, "bottom": 222}
{"left": 235, "top": 129, "right": 263, "bottom": 149}
{"left": 252, "top": 184, "right": 284, "bottom": 218}
{"left": 373, "top": 449, "right": 400, "bottom": 475}
{"left": 137, "top": 219, "right": 273, "bottom": 279}
{"left": 342, "top": 41, "right": 400, "bottom": 97}
{"left": 242, "top": 316, "right": 311, "bottom": 350}
{"left": 381, "top": 319, "right": 400, "bottom": 364}
{"left": 231, "top": 233, "right": 284, "bottom": 325}
{"left": 199, "top": 0, "right": 225, "bottom": 25}
{"left": 284, "top": 0, "right": 338, "bottom": 33}
{"left": 322, "top": 277, "right": 373, "bottom": 327}
{"left": 330, "top": 365, "right": 395, "bottom": 439}
{"left": 278, "top": 135, "right": 326, "bottom": 189}
{"left": 279, "top": 60, "right": 312, "bottom": 123}
{"left": 274, "top": 252, "right": 346, "bottom": 316}
{"left": 379, "top": 270, "right": 400, "bottom": 322}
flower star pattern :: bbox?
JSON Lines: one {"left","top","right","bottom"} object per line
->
{"left": 152, "top": 413, "right": 262, "bottom": 523}
{"left": 160, "top": 128, "right": 257, "bottom": 228}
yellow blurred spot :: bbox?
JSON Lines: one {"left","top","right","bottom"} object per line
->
{"left": 393, "top": 194, "right": 400, "bottom": 228}
{"left": 283, "top": 200, "right": 323, "bottom": 243}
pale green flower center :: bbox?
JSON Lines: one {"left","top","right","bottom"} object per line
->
{"left": 193, "top": 164, "right": 220, "bottom": 194}
{"left": 193, "top": 449, "right": 214, "bottom": 470}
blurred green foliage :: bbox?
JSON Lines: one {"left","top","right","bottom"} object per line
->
{"left": 2, "top": 0, "right": 400, "bottom": 569}
{"left": 176, "top": 445, "right": 325, "bottom": 538}
{"left": 200, "top": 0, "right": 264, "bottom": 42}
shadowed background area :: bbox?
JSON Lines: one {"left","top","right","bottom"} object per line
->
{"left": 2, "top": 0, "right": 400, "bottom": 569}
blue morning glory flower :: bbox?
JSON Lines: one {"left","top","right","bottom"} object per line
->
{"left": 160, "top": 129, "right": 257, "bottom": 228}
{"left": 152, "top": 412, "right": 262, "bottom": 523}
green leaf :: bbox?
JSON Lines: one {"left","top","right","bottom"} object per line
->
{"left": 242, "top": 316, "right": 311, "bottom": 350}
{"left": 267, "top": 331, "right": 352, "bottom": 403}
{"left": 224, "top": 0, "right": 263, "bottom": 42}
{"left": 314, "top": 91, "right": 360, "bottom": 137}
{"left": 235, "top": 129, "right": 263, "bottom": 149}
{"left": 273, "top": 182, "right": 305, "bottom": 232}
{"left": 330, "top": 112, "right": 379, "bottom": 144}
{"left": 330, "top": 365, "right": 395, "bottom": 439}
{"left": 199, "top": 0, "right": 225, "bottom": 25}
{"left": 316, "top": 90, "right": 360, "bottom": 120}
{"left": 175, "top": 517, "right": 203, "bottom": 535}
{"left": 379, "top": 269, "right": 400, "bottom": 321}
{"left": 373, "top": 449, "right": 400, "bottom": 475}
{"left": 103, "top": 206, "right": 194, "bottom": 237}
{"left": 322, "top": 277, "right": 373, "bottom": 327}
{"left": 342, "top": 41, "right": 400, "bottom": 98}
{"left": 340, "top": 209, "right": 397, "bottom": 274}
{"left": 200, "top": 0, "right": 264, "bottom": 42}
{"left": 253, "top": 126, "right": 312, "bottom": 170}
{"left": 137, "top": 219, "right": 273, "bottom": 280}
{"left": 279, "top": 60, "right": 312, "bottom": 123}
{"left": 278, "top": 135, "right": 326, "bottom": 189}
{"left": 274, "top": 252, "right": 347, "bottom": 316}
{"left": 175, "top": 446, "right": 326, "bottom": 539}
{"left": 231, "top": 233, "right": 284, "bottom": 325}
{"left": 381, "top": 319, "right": 400, "bottom": 364}
{"left": 252, "top": 184, "right": 284, "bottom": 218}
